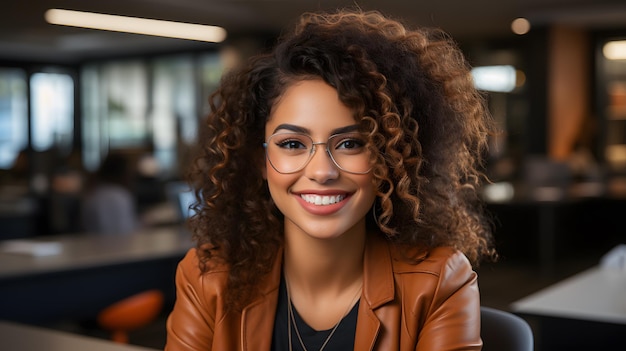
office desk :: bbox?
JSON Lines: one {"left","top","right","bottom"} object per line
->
{"left": 487, "top": 196, "right": 625, "bottom": 276}
{"left": 0, "top": 321, "right": 158, "bottom": 351}
{"left": 0, "top": 226, "right": 193, "bottom": 324}
{"left": 512, "top": 266, "right": 626, "bottom": 350}
{"left": 512, "top": 266, "right": 626, "bottom": 324}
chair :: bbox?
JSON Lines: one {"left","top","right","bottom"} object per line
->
{"left": 481, "top": 306, "right": 534, "bottom": 351}
{"left": 97, "top": 289, "right": 164, "bottom": 344}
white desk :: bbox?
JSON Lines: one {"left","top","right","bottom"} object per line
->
{"left": 0, "top": 321, "right": 158, "bottom": 351}
{"left": 0, "top": 226, "right": 193, "bottom": 279}
{"left": 511, "top": 266, "right": 626, "bottom": 325}
{"left": 512, "top": 266, "right": 626, "bottom": 350}
{"left": 0, "top": 226, "right": 193, "bottom": 324}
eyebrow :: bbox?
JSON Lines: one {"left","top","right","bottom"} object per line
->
{"left": 272, "top": 124, "right": 360, "bottom": 135}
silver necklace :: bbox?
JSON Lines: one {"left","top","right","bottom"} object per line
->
{"left": 286, "top": 280, "right": 362, "bottom": 351}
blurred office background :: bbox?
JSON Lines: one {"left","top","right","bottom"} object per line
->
{"left": 1, "top": 0, "right": 625, "bottom": 350}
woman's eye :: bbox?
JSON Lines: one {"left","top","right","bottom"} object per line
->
{"left": 336, "top": 138, "right": 365, "bottom": 149}
{"left": 278, "top": 139, "right": 307, "bottom": 149}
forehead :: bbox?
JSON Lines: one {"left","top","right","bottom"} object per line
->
{"left": 266, "top": 79, "right": 356, "bottom": 136}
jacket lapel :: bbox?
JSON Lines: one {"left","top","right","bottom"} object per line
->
{"left": 354, "top": 234, "right": 395, "bottom": 350}
{"left": 241, "top": 247, "right": 283, "bottom": 351}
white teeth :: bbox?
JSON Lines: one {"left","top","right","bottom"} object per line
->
{"left": 301, "top": 194, "right": 345, "bottom": 205}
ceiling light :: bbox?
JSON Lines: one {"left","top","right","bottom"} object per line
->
{"left": 511, "top": 18, "right": 530, "bottom": 35}
{"left": 603, "top": 40, "right": 626, "bottom": 60}
{"left": 45, "top": 9, "right": 227, "bottom": 43}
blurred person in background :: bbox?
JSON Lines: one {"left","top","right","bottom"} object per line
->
{"left": 81, "top": 152, "right": 139, "bottom": 235}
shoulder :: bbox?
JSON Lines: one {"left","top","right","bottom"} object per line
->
{"left": 178, "top": 248, "right": 230, "bottom": 276}
{"left": 176, "top": 248, "right": 230, "bottom": 297}
{"left": 168, "top": 249, "right": 231, "bottom": 350}
{"left": 391, "top": 246, "right": 477, "bottom": 304}
{"left": 392, "top": 246, "right": 472, "bottom": 276}
{"left": 366, "top": 234, "right": 475, "bottom": 294}
{"left": 363, "top": 236, "right": 481, "bottom": 347}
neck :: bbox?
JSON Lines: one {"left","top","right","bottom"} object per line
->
{"left": 283, "top": 222, "right": 366, "bottom": 296}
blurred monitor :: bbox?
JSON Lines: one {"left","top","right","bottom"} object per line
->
{"left": 166, "top": 181, "right": 198, "bottom": 222}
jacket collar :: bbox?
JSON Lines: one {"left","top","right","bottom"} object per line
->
{"left": 354, "top": 233, "right": 395, "bottom": 350}
{"left": 362, "top": 233, "right": 395, "bottom": 308}
{"left": 241, "top": 246, "right": 283, "bottom": 350}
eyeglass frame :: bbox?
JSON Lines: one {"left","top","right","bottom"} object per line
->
{"left": 262, "top": 132, "right": 372, "bottom": 175}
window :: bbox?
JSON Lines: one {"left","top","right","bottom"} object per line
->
{"left": 82, "top": 61, "right": 148, "bottom": 171}
{"left": 151, "top": 55, "right": 197, "bottom": 175}
{"left": 30, "top": 72, "right": 74, "bottom": 153}
{"left": 0, "top": 68, "right": 28, "bottom": 169}
{"left": 81, "top": 51, "right": 227, "bottom": 175}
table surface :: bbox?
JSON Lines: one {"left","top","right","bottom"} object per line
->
{"left": 511, "top": 266, "right": 626, "bottom": 324}
{"left": 0, "top": 226, "right": 194, "bottom": 280}
{"left": 0, "top": 321, "right": 158, "bottom": 351}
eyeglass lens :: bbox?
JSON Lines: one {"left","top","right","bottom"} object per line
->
{"left": 264, "top": 132, "right": 371, "bottom": 174}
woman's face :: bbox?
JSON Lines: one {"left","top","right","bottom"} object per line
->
{"left": 264, "top": 79, "right": 376, "bottom": 241}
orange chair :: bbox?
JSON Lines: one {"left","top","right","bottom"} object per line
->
{"left": 97, "top": 289, "right": 165, "bottom": 344}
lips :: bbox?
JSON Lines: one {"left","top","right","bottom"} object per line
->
{"left": 300, "top": 194, "right": 345, "bottom": 206}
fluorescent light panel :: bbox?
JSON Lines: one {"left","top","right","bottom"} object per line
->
{"left": 603, "top": 40, "right": 626, "bottom": 60}
{"left": 45, "top": 9, "right": 227, "bottom": 43}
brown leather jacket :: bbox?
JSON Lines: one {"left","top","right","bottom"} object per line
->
{"left": 166, "top": 234, "right": 482, "bottom": 350}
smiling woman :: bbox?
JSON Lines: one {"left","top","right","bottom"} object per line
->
{"left": 263, "top": 79, "right": 376, "bottom": 245}
{"left": 166, "top": 8, "right": 496, "bottom": 351}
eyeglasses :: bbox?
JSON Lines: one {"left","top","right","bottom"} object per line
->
{"left": 263, "top": 132, "right": 372, "bottom": 174}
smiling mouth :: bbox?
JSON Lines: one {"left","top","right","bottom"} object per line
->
{"left": 300, "top": 194, "right": 345, "bottom": 206}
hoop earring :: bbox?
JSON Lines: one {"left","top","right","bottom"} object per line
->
{"left": 371, "top": 202, "right": 380, "bottom": 228}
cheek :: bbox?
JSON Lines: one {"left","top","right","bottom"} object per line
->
{"left": 361, "top": 174, "right": 377, "bottom": 195}
{"left": 356, "top": 174, "right": 377, "bottom": 207}
{"left": 265, "top": 165, "right": 294, "bottom": 196}
{"left": 365, "top": 183, "right": 377, "bottom": 207}
{"left": 265, "top": 170, "right": 301, "bottom": 217}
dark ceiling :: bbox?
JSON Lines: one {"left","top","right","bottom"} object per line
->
{"left": 2, "top": 0, "right": 626, "bottom": 64}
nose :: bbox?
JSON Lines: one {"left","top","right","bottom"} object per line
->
{"left": 305, "top": 143, "right": 339, "bottom": 183}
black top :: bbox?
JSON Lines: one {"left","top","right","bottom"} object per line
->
{"left": 271, "top": 276, "right": 359, "bottom": 351}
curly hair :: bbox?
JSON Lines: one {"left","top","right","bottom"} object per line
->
{"left": 188, "top": 9, "right": 496, "bottom": 310}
